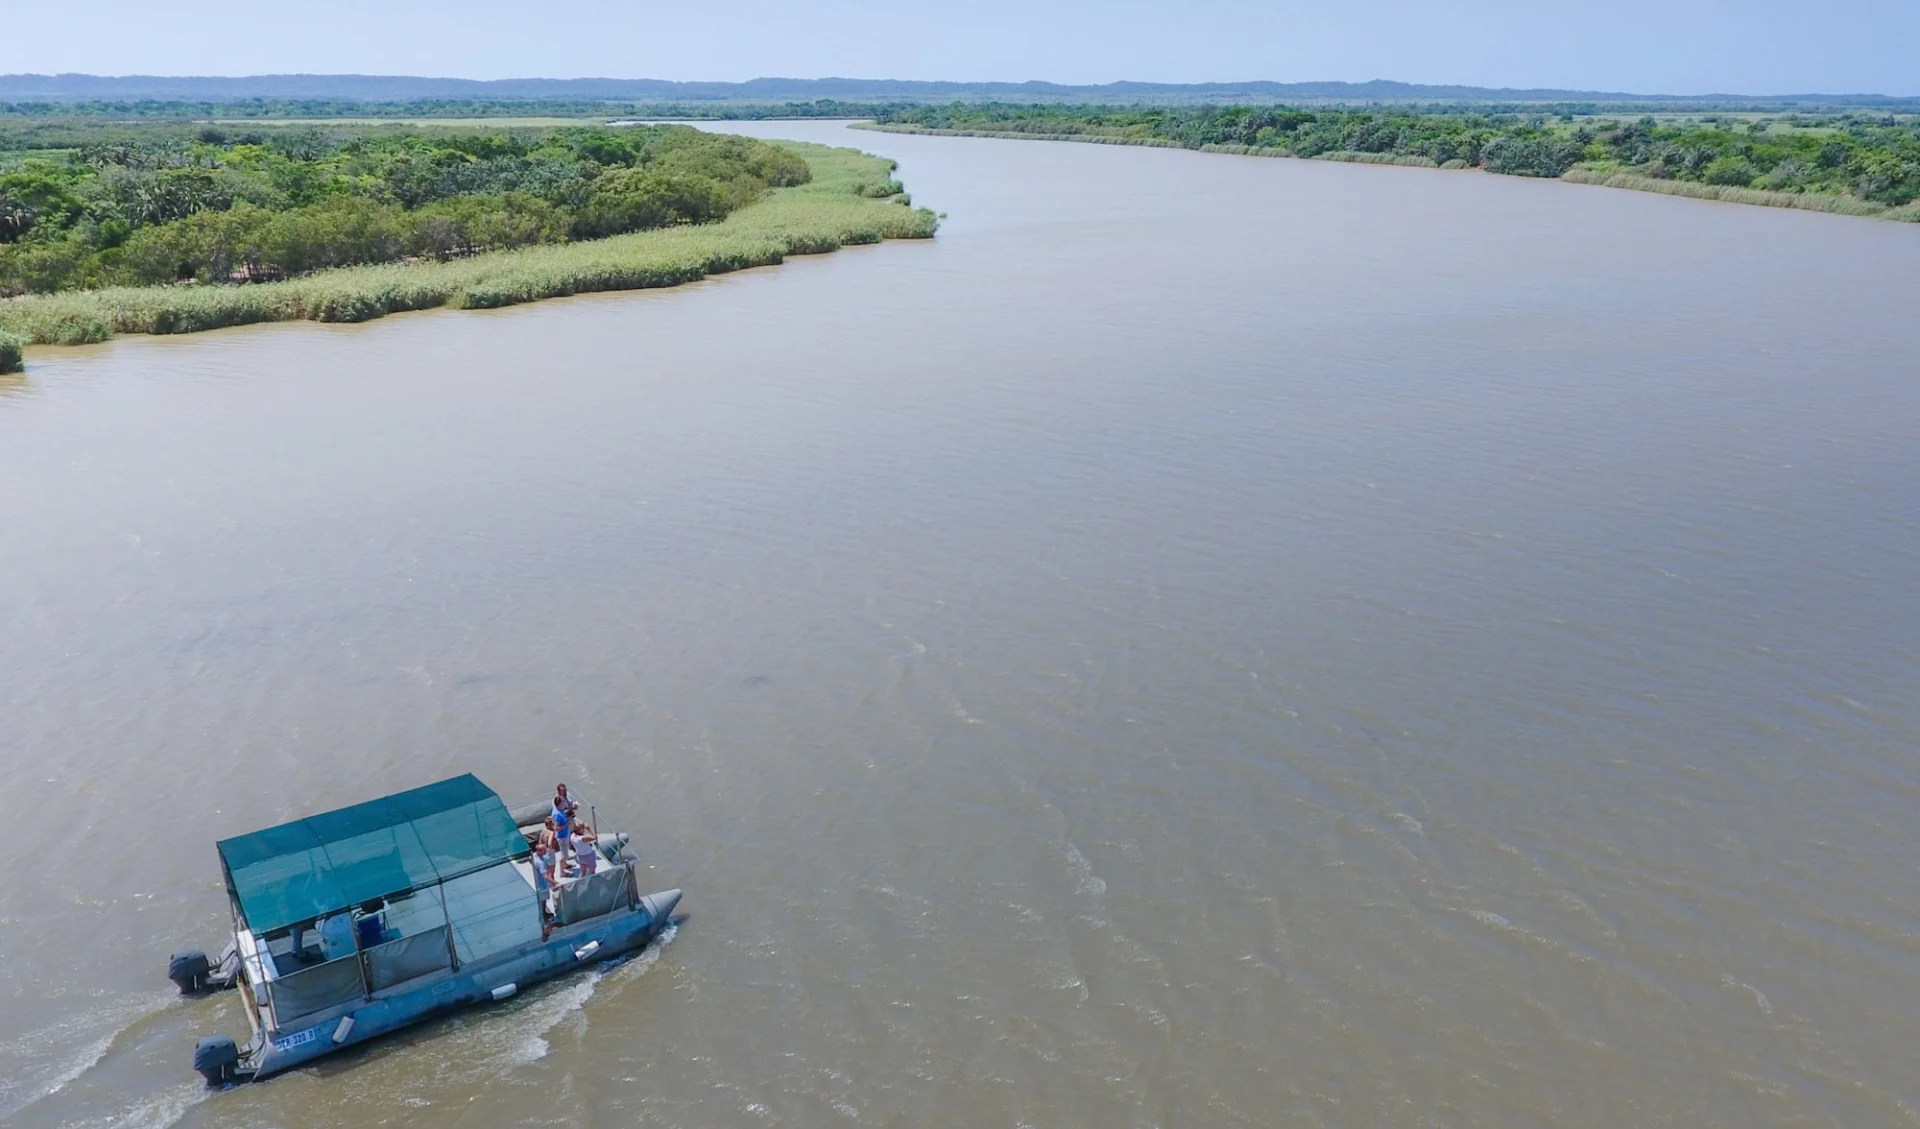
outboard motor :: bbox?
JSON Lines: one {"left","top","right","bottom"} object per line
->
{"left": 169, "top": 949, "right": 212, "bottom": 995}
{"left": 192, "top": 1035, "right": 240, "bottom": 1087}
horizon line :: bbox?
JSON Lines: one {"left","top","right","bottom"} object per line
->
{"left": 0, "top": 73, "right": 1912, "bottom": 101}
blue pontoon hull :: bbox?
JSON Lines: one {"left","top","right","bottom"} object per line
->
{"left": 247, "top": 892, "right": 677, "bottom": 1080}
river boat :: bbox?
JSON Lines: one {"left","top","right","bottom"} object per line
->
{"left": 167, "top": 773, "right": 680, "bottom": 1086}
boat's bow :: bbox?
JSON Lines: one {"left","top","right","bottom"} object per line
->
{"left": 639, "top": 888, "right": 682, "bottom": 922}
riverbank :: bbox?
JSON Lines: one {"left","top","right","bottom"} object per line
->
{"left": 854, "top": 122, "right": 1920, "bottom": 223}
{"left": 0, "top": 142, "right": 935, "bottom": 361}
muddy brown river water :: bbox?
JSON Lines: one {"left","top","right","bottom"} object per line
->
{"left": 2, "top": 121, "right": 1919, "bottom": 1128}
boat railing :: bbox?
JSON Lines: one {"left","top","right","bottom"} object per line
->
{"left": 364, "top": 925, "right": 455, "bottom": 992}
{"left": 266, "top": 952, "right": 365, "bottom": 1031}
{"left": 261, "top": 921, "right": 463, "bottom": 1032}
{"left": 509, "top": 791, "right": 602, "bottom": 839}
{"left": 553, "top": 862, "right": 640, "bottom": 926}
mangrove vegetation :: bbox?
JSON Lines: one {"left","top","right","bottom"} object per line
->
{"left": 0, "top": 122, "right": 831, "bottom": 296}
{"left": 0, "top": 138, "right": 934, "bottom": 352}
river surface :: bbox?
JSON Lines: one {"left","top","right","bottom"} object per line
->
{"left": 3, "top": 122, "right": 1919, "bottom": 1129}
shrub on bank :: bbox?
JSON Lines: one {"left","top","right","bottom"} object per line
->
{"left": 0, "top": 328, "right": 23, "bottom": 373}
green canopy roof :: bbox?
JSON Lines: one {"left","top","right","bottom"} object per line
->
{"left": 217, "top": 773, "right": 529, "bottom": 935}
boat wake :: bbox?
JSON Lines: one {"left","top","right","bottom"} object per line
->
{"left": 11, "top": 928, "right": 680, "bottom": 1128}
{"left": 438, "top": 923, "right": 681, "bottom": 1078}
{"left": 70, "top": 1082, "right": 210, "bottom": 1129}
{"left": 0, "top": 990, "right": 177, "bottom": 1123}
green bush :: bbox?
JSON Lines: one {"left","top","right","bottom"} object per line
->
{"left": 407, "top": 192, "right": 568, "bottom": 258}
{"left": 573, "top": 168, "right": 730, "bottom": 239}
{"left": 0, "top": 328, "right": 23, "bottom": 372}
{"left": 1481, "top": 136, "right": 1583, "bottom": 177}
{"left": 0, "top": 230, "right": 106, "bottom": 293}
{"left": 1702, "top": 156, "right": 1761, "bottom": 186}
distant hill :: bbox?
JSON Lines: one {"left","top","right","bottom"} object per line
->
{"left": 0, "top": 73, "right": 1911, "bottom": 106}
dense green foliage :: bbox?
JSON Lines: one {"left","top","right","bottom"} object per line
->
{"left": 873, "top": 105, "right": 1920, "bottom": 206}
{"left": 0, "top": 142, "right": 935, "bottom": 350}
{"left": 6, "top": 97, "right": 1919, "bottom": 127}
{"left": 0, "top": 327, "right": 22, "bottom": 372}
{"left": 0, "top": 123, "right": 810, "bottom": 295}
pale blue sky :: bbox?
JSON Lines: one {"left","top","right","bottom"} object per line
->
{"left": 4, "top": 0, "right": 1915, "bottom": 96}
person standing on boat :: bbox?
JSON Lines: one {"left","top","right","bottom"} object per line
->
{"left": 554, "top": 803, "right": 576, "bottom": 875}
{"left": 572, "top": 821, "right": 599, "bottom": 876}
{"left": 551, "top": 783, "right": 581, "bottom": 872}
{"left": 531, "top": 840, "right": 557, "bottom": 912}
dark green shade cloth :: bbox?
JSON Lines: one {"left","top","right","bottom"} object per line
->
{"left": 217, "top": 774, "right": 529, "bottom": 934}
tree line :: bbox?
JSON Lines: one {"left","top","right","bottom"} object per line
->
{"left": 6, "top": 97, "right": 1916, "bottom": 123}
{"left": 0, "top": 124, "right": 810, "bottom": 295}
{"left": 0, "top": 99, "right": 884, "bottom": 121}
{"left": 874, "top": 104, "right": 1920, "bottom": 205}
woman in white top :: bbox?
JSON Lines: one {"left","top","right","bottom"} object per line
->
{"left": 572, "top": 822, "right": 599, "bottom": 875}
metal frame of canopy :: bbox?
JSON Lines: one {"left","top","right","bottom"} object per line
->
{"left": 216, "top": 774, "right": 536, "bottom": 1032}
{"left": 217, "top": 773, "right": 531, "bottom": 935}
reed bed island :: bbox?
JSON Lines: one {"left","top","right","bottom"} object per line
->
{"left": 858, "top": 105, "right": 1920, "bottom": 223}
{"left": 0, "top": 124, "right": 935, "bottom": 369}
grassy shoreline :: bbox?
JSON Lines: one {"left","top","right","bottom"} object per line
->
{"left": 854, "top": 122, "right": 1920, "bottom": 223}
{"left": 0, "top": 142, "right": 935, "bottom": 362}
{"left": 1559, "top": 168, "right": 1919, "bottom": 219}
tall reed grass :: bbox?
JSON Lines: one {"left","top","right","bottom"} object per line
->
{"left": 0, "top": 143, "right": 936, "bottom": 350}
{"left": 852, "top": 123, "right": 1187, "bottom": 147}
{"left": 1202, "top": 145, "right": 1442, "bottom": 168}
{"left": 860, "top": 125, "right": 1453, "bottom": 171}
{"left": 0, "top": 329, "right": 23, "bottom": 374}
{"left": 1558, "top": 169, "right": 1894, "bottom": 217}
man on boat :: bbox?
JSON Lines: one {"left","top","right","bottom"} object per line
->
{"left": 554, "top": 804, "right": 576, "bottom": 875}
{"left": 551, "top": 783, "right": 581, "bottom": 873}
{"left": 531, "top": 840, "right": 557, "bottom": 910}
